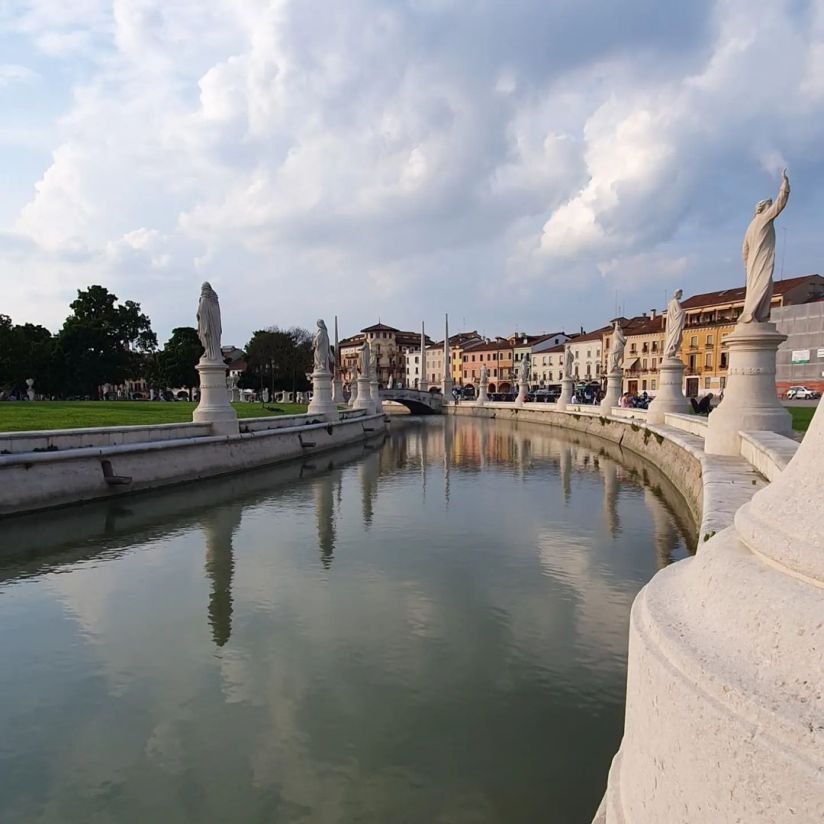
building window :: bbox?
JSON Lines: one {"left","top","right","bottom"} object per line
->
{"left": 720, "top": 353, "right": 728, "bottom": 369}
{"left": 642, "top": 358, "right": 647, "bottom": 370}
{"left": 463, "top": 370, "right": 467, "bottom": 378}
{"left": 651, "top": 380, "right": 657, "bottom": 390}
{"left": 493, "top": 369, "right": 498, "bottom": 377}
{"left": 704, "top": 377, "right": 711, "bottom": 389}
{"left": 642, "top": 380, "right": 647, "bottom": 390}
{"left": 690, "top": 335, "right": 698, "bottom": 348}
{"left": 706, "top": 334, "right": 714, "bottom": 346}
{"left": 704, "top": 353, "right": 712, "bottom": 368}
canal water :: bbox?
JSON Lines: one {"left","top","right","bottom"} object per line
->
{"left": 0, "top": 416, "right": 693, "bottom": 823}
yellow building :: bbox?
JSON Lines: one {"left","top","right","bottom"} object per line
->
{"left": 622, "top": 312, "right": 666, "bottom": 395}
{"left": 678, "top": 274, "right": 824, "bottom": 397}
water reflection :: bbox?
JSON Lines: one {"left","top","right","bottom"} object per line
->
{"left": 0, "top": 417, "right": 694, "bottom": 824}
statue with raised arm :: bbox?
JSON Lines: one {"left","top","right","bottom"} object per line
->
{"left": 197, "top": 282, "right": 223, "bottom": 362}
{"left": 609, "top": 322, "right": 626, "bottom": 373}
{"left": 358, "top": 340, "right": 371, "bottom": 376}
{"left": 664, "top": 289, "right": 686, "bottom": 359}
{"left": 313, "top": 319, "right": 332, "bottom": 373}
{"left": 741, "top": 169, "right": 790, "bottom": 324}
{"left": 564, "top": 346, "right": 574, "bottom": 379}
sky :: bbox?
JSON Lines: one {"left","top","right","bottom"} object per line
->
{"left": 1, "top": 0, "right": 824, "bottom": 347}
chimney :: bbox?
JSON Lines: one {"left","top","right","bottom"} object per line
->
{"left": 650, "top": 309, "right": 657, "bottom": 319}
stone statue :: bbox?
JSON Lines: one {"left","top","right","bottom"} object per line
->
{"left": 663, "top": 289, "right": 686, "bottom": 359}
{"left": 197, "top": 282, "right": 223, "bottom": 362}
{"left": 564, "top": 347, "right": 574, "bottom": 379}
{"left": 519, "top": 354, "right": 530, "bottom": 383}
{"left": 741, "top": 169, "right": 790, "bottom": 324}
{"left": 358, "top": 341, "right": 371, "bottom": 376}
{"left": 609, "top": 322, "right": 626, "bottom": 373}
{"left": 313, "top": 319, "right": 332, "bottom": 373}
{"left": 26, "top": 377, "right": 35, "bottom": 401}
{"left": 480, "top": 365, "right": 488, "bottom": 384}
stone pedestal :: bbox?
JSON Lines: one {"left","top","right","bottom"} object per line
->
{"left": 370, "top": 377, "right": 381, "bottom": 412}
{"left": 515, "top": 379, "right": 528, "bottom": 407}
{"left": 646, "top": 358, "right": 688, "bottom": 425}
{"left": 597, "top": 385, "right": 824, "bottom": 824}
{"left": 442, "top": 376, "right": 453, "bottom": 405}
{"left": 307, "top": 369, "right": 339, "bottom": 421}
{"left": 193, "top": 358, "right": 239, "bottom": 436}
{"left": 332, "top": 376, "right": 345, "bottom": 405}
{"left": 557, "top": 376, "right": 574, "bottom": 411}
{"left": 476, "top": 380, "right": 489, "bottom": 406}
{"left": 704, "top": 321, "right": 791, "bottom": 456}
{"left": 599, "top": 371, "right": 622, "bottom": 415}
{"left": 353, "top": 375, "right": 373, "bottom": 413}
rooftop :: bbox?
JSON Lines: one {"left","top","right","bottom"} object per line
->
{"left": 680, "top": 274, "right": 823, "bottom": 310}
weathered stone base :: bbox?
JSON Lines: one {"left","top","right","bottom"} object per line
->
{"left": 557, "top": 377, "right": 574, "bottom": 411}
{"left": 193, "top": 359, "right": 239, "bottom": 436}
{"left": 705, "top": 321, "right": 791, "bottom": 455}
{"left": 308, "top": 369, "right": 340, "bottom": 421}
{"left": 647, "top": 358, "right": 688, "bottom": 425}
{"left": 600, "top": 371, "right": 622, "bottom": 414}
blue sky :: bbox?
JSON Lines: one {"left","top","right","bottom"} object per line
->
{"left": 2, "top": 0, "right": 823, "bottom": 346}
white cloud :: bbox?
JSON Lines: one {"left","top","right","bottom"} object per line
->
{"left": 2, "top": 0, "right": 824, "bottom": 343}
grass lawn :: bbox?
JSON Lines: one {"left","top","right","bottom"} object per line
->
{"left": 0, "top": 401, "right": 309, "bottom": 432}
{"left": 788, "top": 406, "right": 815, "bottom": 433}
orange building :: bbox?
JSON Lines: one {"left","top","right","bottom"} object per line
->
{"left": 460, "top": 338, "right": 515, "bottom": 393}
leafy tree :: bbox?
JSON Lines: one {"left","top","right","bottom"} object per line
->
{"left": 0, "top": 315, "right": 60, "bottom": 397}
{"left": 158, "top": 326, "right": 202, "bottom": 394}
{"left": 242, "top": 326, "right": 312, "bottom": 395}
{"left": 57, "top": 285, "right": 157, "bottom": 397}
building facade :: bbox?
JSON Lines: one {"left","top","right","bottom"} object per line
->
{"left": 622, "top": 313, "right": 665, "bottom": 395}
{"left": 340, "top": 323, "right": 428, "bottom": 389}
{"left": 773, "top": 299, "right": 824, "bottom": 396}
{"left": 460, "top": 338, "right": 515, "bottom": 392}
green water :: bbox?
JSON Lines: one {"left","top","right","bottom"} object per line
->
{"left": 0, "top": 416, "right": 693, "bottom": 823}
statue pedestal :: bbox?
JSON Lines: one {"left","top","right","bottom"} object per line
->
{"left": 308, "top": 369, "right": 339, "bottom": 421}
{"left": 353, "top": 376, "right": 374, "bottom": 413}
{"left": 599, "top": 371, "right": 622, "bottom": 414}
{"left": 194, "top": 358, "right": 239, "bottom": 436}
{"left": 370, "top": 378, "right": 381, "bottom": 412}
{"left": 557, "top": 377, "right": 574, "bottom": 411}
{"left": 442, "top": 377, "right": 453, "bottom": 405}
{"left": 598, "top": 391, "right": 824, "bottom": 823}
{"left": 515, "top": 379, "right": 528, "bottom": 407}
{"left": 332, "top": 377, "right": 345, "bottom": 405}
{"left": 704, "top": 322, "right": 791, "bottom": 456}
{"left": 476, "top": 381, "right": 488, "bottom": 406}
{"left": 647, "top": 358, "right": 688, "bottom": 425}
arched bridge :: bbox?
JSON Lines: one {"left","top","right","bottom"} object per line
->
{"left": 380, "top": 388, "right": 443, "bottom": 415}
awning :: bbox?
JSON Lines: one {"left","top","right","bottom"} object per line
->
{"left": 624, "top": 357, "right": 640, "bottom": 371}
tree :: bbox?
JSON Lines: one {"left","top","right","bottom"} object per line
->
{"left": 158, "top": 327, "right": 202, "bottom": 394}
{"left": 242, "top": 326, "right": 312, "bottom": 395}
{"left": 0, "top": 315, "right": 60, "bottom": 397}
{"left": 57, "top": 285, "right": 157, "bottom": 397}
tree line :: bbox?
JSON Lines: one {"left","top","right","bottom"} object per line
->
{"left": 0, "top": 285, "right": 313, "bottom": 400}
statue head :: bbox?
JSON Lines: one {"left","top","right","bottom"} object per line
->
{"left": 317, "top": 319, "right": 326, "bottom": 330}
{"left": 674, "top": 288, "right": 683, "bottom": 300}
{"left": 754, "top": 198, "right": 772, "bottom": 215}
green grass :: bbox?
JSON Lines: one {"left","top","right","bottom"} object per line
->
{"left": 0, "top": 401, "right": 309, "bottom": 432}
{"left": 788, "top": 406, "right": 815, "bottom": 433}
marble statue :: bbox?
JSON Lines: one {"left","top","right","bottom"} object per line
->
{"left": 519, "top": 354, "right": 529, "bottom": 383}
{"left": 564, "top": 347, "right": 574, "bottom": 379}
{"left": 313, "top": 319, "right": 332, "bottom": 373}
{"left": 26, "top": 377, "right": 35, "bottom": 401}
{"left": 358, "top": 341, "right": 371, "bottom": 376}
{"left": 609, "top": 322, "right": 626, "bottom": 373}
{"left": 663, "top": 289, "right": 686, "bottom": 359}
{"left": 197, "top": 282, "right": 222, "bottom": 362}
{"left": 262, "top": 387, "right": 270, "bottom": 404}
{"left": 741, "top": 169, "right": 790, "bottom": 324}
{"left": 480, "top": 365, "right": 488, "bottom": 384}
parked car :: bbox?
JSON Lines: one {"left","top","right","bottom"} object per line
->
{"left": 785, "top": 386, "right": 820, "bottom": 400}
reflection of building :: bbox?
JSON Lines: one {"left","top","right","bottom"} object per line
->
{"left": 203, "top": 504, "right": 242, "bottom": 647}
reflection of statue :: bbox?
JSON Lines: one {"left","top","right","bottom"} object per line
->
{"left": 741, "top": 169, "right": 790, "bottom": 324}
{"left": 358, "top": 341, "right": 371, "bottom": 376}
{"left": 203, "top": 505, "right": 241, "bottom": 647}
{"left": 609, "top": 322, "right": 626, "bottom": 373}
{"left": 663, "top": 289, "right": 686, "bottom": 359}
{"left": 313, "top": 319, "right": 333, "bottom": 373}
{"left": 564, "top": 347, "right": 574, "bottom": 379}
{"left": 314, "top": 473, "right": 335, "bottom": 569}
{"left": 197, "top": 282, "right": 222, "bottom": 361}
